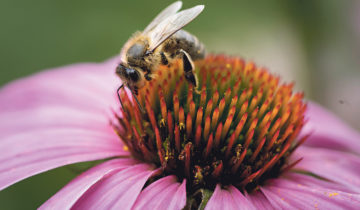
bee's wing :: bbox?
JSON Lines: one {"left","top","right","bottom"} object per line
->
{"left": 143, "top": 1, "right": 183, "bottom": 33}
{"left": 147, "top": 5, "right": 204, "bottom": 52}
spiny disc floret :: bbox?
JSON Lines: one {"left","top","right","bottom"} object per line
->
{"left": 114, "top": 55, "right": 306, "bottom": 192}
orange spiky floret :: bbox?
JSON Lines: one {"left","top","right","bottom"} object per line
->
{"left": 114, "top": 55, "right": 307, "bottom": 192}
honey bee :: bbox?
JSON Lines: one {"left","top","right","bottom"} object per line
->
{"left": 116, "top": 1, "right": 206, "bottom": 111}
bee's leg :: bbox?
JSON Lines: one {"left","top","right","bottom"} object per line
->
{"left": 179, "top": 49, "right": 198, "bottom": 89}
{"left": 129, "top": 86, "right": 145, "bottom": 113}
{"left": 117, "top": 84, "right": 145, "bottom": 114}
{"left": 117, "top": 84, "right": 127, "bottom": 114}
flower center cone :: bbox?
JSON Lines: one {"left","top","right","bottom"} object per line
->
{"left": 113, "top": 55, "right": 307, "bottom": 193}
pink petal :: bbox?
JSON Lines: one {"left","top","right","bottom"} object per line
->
{"left": 0, "top": 128, "right": 128, "bottom": 190}
{"left": 260, "top": 187, "right": 293, "bottom": 209}
{"left": 205, "top": 184, "right": 256, "bottom": 210}
{"left": 72, "top": 163, "right": 155, "bottom": 210}
{"left": 0, "top": 58, "right": 130, "bottom": 190}
{"left": 245, "top": 191, "right": 274, "bottom": 210}
{"left": 300, "top": 102, "right": 360, "bottom": 153}
{"left": 0, "top": 58, "right": 120, "bottom": 113}
{"left": 293, "top": 146, "right": 360, "bottom": 193}
{"left": 40, "top": 158, "right": 137, "bottom": 210}
{"left": 0, "top": 105, "right": 115, "bottom": 138}
{"left": 284, "top": 172, "right": 358, "bottom": 194}
{"left": 132, "top": 175, "right": 187, "bottom": 210}
{"left": 261, "top": 174, "right": 360, "bottom": 209}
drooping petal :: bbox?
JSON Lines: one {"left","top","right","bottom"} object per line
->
{"left": 261, "top": 173, "right": 360, "bottom": 209}
{"left": 0, "top": 58, "right": 120, "bottom": 113}
{"left": 300, "top": 102, "right": 360, "bottom": 154}
{"left": 293, "top": 146, "right": 360, "bottom": 193}
{"left": 71, "top": 163, "right": 155, "bottom": 210}
{"left": 0, "top": 105, "right": 115, "bottom": 138}
{"left": 0, "top": 58, "right": 130, "bottom": 190}
{"left": 245, "top": 191, "right": 274, "bottom": 210}
{"left": 260, "top": 187, "right": 293, "bottom": 209}
{"left": 40, "top": 158, "right": 137, "bottom": 210}
{"left": 0, "top": 127, "right": 128, "bottom": 191}
{"left": 205, "top": 184, "right": 256, "bottom": 210}
{"left": 245, "top": 190, "right": 274, "bottom": 210}
{"left": 284, "top": 172, "right": 358, "bottom": 194}
{"left": 132, "top": 175, "right": 187, "bottom": 210}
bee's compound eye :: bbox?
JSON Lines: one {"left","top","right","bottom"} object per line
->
{"left": 127, "top": 68, "right": 139, "bottom": 82}
{"left": 116, "top": 64, "right": 126, "bottom": 74}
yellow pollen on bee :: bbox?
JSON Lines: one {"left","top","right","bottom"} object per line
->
{"left": 123, "top": 145, "right": 129, "bottom": 151}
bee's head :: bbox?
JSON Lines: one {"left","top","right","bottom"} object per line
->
{"left": 116, "top": 63, "right": 145, "bottom": 88}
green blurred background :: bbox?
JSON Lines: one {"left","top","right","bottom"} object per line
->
{"left": 1, "top": 0, "right": 359, "bottom": 208}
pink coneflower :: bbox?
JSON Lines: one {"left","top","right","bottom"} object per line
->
{"left": 0, "top": 55, "right": 359, "bottom": 209}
